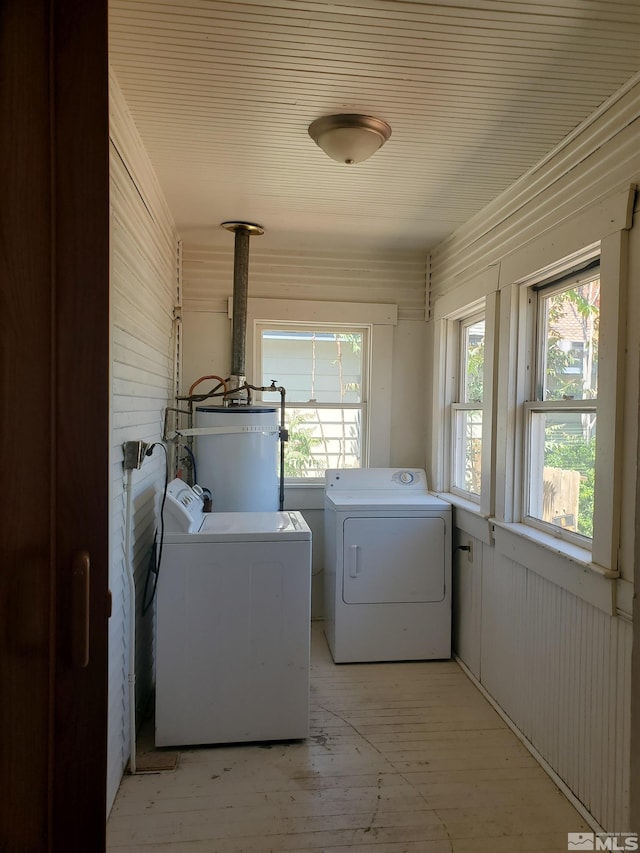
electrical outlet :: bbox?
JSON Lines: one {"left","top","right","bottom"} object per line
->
{"left": 123, "top": 440, "right": 148, "bottom": 470}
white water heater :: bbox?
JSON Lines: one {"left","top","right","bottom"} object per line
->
{"left": 195, "top": 405, "right": 279, "bottom": 511}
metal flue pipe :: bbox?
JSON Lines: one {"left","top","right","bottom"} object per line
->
{"left": 221, "top": 221, "right": 264, "bottom": 393}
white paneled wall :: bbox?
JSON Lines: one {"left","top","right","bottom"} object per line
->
{"left": 438, "top": 79, "right": 640, "bottom": 832}
{"left": 180, "top": 242, "right": 427, "bottom": 464}
{"left": 480, "top": 551, "right": 631, "bottom": 831}
{"left": 452, "top": 528, "right": 483, "bottom": 680}
{"left": 453, "top": 525, "right": 632, "bottom": 832}
{"left": 182, "top": 244, "right": 427, "bottom": 320}
{"left": 108, "top": 69, "right": 178, "bottom": 813}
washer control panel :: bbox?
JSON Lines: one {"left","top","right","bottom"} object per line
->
{"left": 163, "top": 478, "right": 206, "bottom": 533}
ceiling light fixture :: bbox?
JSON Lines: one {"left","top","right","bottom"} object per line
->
{"left": 308, "top": 114, "right": 392, "bottom": 165}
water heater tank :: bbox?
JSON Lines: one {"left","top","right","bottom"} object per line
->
{"left": 195, "top": 406, "right": 279, "bottom": 511}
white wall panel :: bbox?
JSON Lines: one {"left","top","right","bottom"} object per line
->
{"left": 480, "top": 548, "right": 530, "bottom": 732}
{"left": 452, "top": 530, "right": 483, "bottom": 679}
{"left": 390, "top": 317, "right": 427, "bottom": 468}
{"left": 473, "top": 544, "right": 632, "bottom": 831}
{"left": 182, "top": 244, "right": 427, "bottom": 321}
{"left": 108, "top": 68, "right": 178, "bottom": 813}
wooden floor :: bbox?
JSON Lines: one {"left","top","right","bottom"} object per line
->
{"left": 107, "top": 622, "right": 589, "bottom": 852}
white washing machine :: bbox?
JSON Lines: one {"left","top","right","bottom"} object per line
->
{"left": 155, "top": 479, "right": 312, "bottom": 747}
{"left": 324, "top": 468, "right": 451, "bottom": 663}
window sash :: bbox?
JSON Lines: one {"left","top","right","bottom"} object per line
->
{"left": 451, "top": 310, "right": 485, "bottom": 500}
{"left": 534, "top": 269, "right": 600, "bottom": 403}
{"left": 527, "top": 269, "right": 600, "bottom": 544}
{"left": 257, "top": 322, "right": 369, "bottom": 406}
{"left": 283, "top": 403, "right": 367, "bottom": 479}
{"left": 283, "top": 401, "right": 363, "bottom": 410}
{"left": 451, "top": 403, "right": 482, "bottom": 501}
{"left": 523, "top": 400, "right": 596, "bottom": 544}
{"left": 459, "top": 312, "right": 485, "bottom": 404}
{"left": 256, "top": 321, "right": 370, "bottom": 478}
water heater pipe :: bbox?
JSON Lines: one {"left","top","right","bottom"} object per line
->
{"left": 188, "top": 374, "right": 228, "bottom": 396}
{"left": 221, "top": 221, "right": 264, "bottom": 393}
{"left": 277, "top": 385, "right": 286, "bottom": 511}
{"left": 245, "top": 381, "right": 287, "bottom": 511}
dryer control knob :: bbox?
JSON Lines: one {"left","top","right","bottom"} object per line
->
{"left": 399, "top": 471, "right": 414, "bottom": 484}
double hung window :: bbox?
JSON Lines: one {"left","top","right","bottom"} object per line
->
{"left": 524, "top": 266, "right": 600, "bottom": 541}
{"left": 451, "top": 314, "right": 485, "bottom": 500}
{"left": 257, "top": 323, "right": 368, "bottom": 479}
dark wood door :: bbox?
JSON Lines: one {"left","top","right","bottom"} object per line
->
{"left": 0, "top": 2, "right": 110, "bottom": 851}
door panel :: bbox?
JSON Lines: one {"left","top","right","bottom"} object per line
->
{"left": 0, "top": 4, "right": 55, "bottom": 847}
{"left": 51, "top": 1, "right": 110, "bottom": 845}
{"left": 0, "top": 1, "right": 109, "bottom": 850}
{"left": 342, "top": 516, "right": 445, "bottom": 604}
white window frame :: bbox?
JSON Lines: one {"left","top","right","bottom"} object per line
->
{"left": 431, "top": 188, "right": 633, "bottom": 606}
{"left": 450, "top": 310, "right": 485, "bottom": 503}
{"left": 243, "top": 298, "right": 397, "bottom": 483}
{"left": 505, "top": 233, "right": 626, "bottom": 578}
{"left": 521, "top": 266, "right": 600, "bottom": 547}
{"left": 430, "top": 285, "right": 496, "bottom": 521}
{"left": 255, "top": 321, "right": 370, "bottom": 478}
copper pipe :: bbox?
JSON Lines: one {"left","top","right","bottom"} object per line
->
{"left": 188, "top": 374, "right": 228, "bottom": 396}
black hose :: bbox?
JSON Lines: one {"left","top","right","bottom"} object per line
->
{"left": 141, "top": 442, "right": 168, "bottom": 615}
{"left": 182, "top": 443, "right": 197, "bottom": 484}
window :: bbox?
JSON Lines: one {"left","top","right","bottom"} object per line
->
{"left": 451, "top": 314, "right": 485, "bottom": 500}
{"left": 524, "top": 267, "right": 600, "bottom": 541}
{"left": 257, "top": 323, "right": 369, "bottom": 478}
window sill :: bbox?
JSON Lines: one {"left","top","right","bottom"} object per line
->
{"left": 436, "top": 492, "right": 493, "bottom": 545}
{"left": 284, "top": 481, "right": 325, "bottom": 488}
{"left": 491, "top": 520, "right": 616, "bottom": 615}
{"left": 437, "top": 492, "right": 480, "bottom": 513}
{"left": 283, "top": 482, "right": 325, "bottom": 511}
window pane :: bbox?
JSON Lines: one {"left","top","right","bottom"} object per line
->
{"left": 463, "top": 319, "right": 485, "bottom": 403}
{"left": 284, "top": 407, "right": 362, "bottom": 477}
{"left": 261, "top": 330, "right": 363, "bottom": 403}
{"left": 453, "top": 409, "right": 482, "bottom": 496}
{"left": 528, "top": 410, "right": 596, "bottom": 537}
{"left": 541, "top": 278, "right": 599, "bottom": 402}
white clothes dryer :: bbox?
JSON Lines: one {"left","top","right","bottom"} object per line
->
{"left": 155, "top": 479, "right": 312, "bottom": 747}
{"left": 324, "top": 468, "right": 451, "bottom": 663}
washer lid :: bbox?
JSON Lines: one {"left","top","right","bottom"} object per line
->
{"left": 165, "top": 510, "right": 311, "bottom": 543}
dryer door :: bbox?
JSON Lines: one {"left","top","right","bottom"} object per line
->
{"left": 342, "top": 515, "right": 445, "bottom": 604}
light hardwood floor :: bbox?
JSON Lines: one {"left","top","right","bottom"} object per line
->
{"left": 107, "top": 622, "right": 590, "bottom": 852}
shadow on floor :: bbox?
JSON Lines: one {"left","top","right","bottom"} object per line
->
{"left": 131, "top": 698, "right": 179, "bottom": 773}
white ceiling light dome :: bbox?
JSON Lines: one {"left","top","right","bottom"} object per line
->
{"left": 308, "top": 114, "right": 392, "bottom": 165}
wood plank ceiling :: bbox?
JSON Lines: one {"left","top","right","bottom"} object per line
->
{"left": 109, "top": 0, "right": 640, "bottom": 252}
